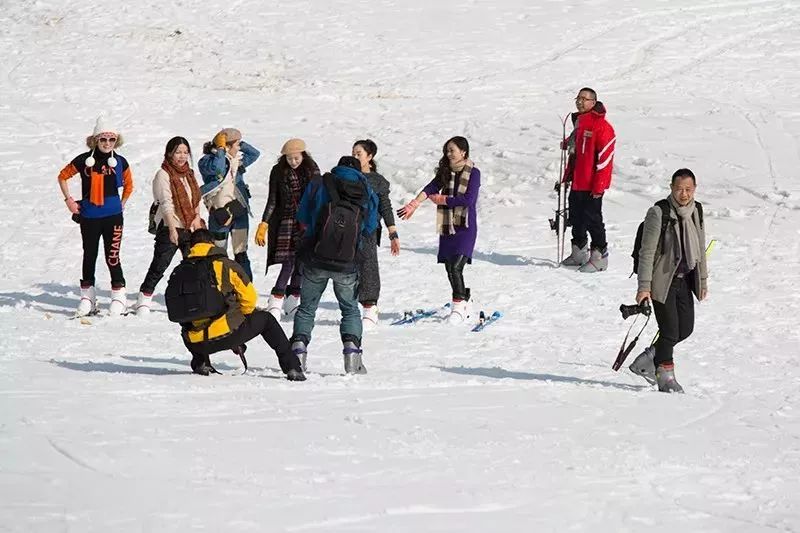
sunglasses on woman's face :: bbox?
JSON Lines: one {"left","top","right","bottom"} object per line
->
{"left": 98, "top": 137, "right": 117, "bottom": 143}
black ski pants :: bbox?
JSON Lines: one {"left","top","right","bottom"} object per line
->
{"left": 568, "top": 190, "right": 607, "bottom": 251}
{"left": 444, "top": 255, "right": 470, "bottom": 301}
{"left": 652, "top": 275, "right": 695, "bottom": 367}
{"left": 80, "top": 213, "right": 125, "bottom": 288}
{"left": 358, "top": 233, "right": 381, "bottom": 306}
{"left": 139, "top": 224, "right": 191, "bottom": 295}
{"left": 184, "top": 310, "right": 302, "bottom": 374}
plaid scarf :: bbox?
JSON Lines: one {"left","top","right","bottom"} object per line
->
{"left": 161, "top": 160, "right": 200, "bottom": 228}
{"left": 436, "top": 159, "right": 473, "bottom": 236}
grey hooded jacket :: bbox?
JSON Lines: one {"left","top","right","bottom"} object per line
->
{"left": 637, "top": 200, "right": 708, "bottom": 303}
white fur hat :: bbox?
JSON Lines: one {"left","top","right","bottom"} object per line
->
{"left": 91, "top": 115, "right": 119, "bottom": 137}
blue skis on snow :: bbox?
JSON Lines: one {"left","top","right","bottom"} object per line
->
{"left": 391, "top": 303, "right": 450, "bottom": 325}
{"left": 472, "top": 311, "right": 503, "bottom": 332}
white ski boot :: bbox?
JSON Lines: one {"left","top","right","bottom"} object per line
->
{"left": 343, "top": 341, "right": 367, "bottom": 375}
{"left": 629, "top": 345, "right": 656, "bottom": 385}
{"left": 134, "top": 292, "right": 153, "bottom": 317}
{"left": 266, "top": 294, "right": 284, "bottom": 321}
{"left": 76, "top": 286, "right": 97, "bottom": 317}
{"left": 108, "top": 286, "right": 128, "bottom": 316}
{"left": 283, "top": 293, "right": 301, "bottom": 318}
{"left": 656, "top": 363, "right": 684, "bottom": 394}
{"left": 561, "top": 243, "right": 589, "bottom": 266}
{"left": 578, "top": 248, "right": 609, "bottom": 273}
{"left": 448, "top": 299, "right": 469, "bottom": 324}
{"left": 291, "top": 339, "right": 308, "bottom": 373}
{"left": 361, "top": 305, "right": 379, "bottom": 331}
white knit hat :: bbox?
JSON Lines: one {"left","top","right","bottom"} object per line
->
{"left": 91, "top": 115, "right": 119, "bottom": 137}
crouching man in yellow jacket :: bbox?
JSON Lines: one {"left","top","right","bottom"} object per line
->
{"left": 181, "top": 229, "right": 305, "bottom": 380}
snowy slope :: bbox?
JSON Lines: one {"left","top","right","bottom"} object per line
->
{"left": 1, "top": 0, "right": 799, "bottom": 531}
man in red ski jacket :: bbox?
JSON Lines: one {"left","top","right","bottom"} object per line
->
{"left": 561, "top": 87, "right": 616, "bottom": 273}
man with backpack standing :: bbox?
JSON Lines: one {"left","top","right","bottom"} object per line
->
{"left": 168, "top": 229, "right": 306, "bottom": 380}
{"left": 290, "top": 156, "right": 379, "bottom": 375}
{"left": 560, "top": 87, "right": 616, "bottom": 272}
{"left": 629, "top": 169, "right": 708, "bottom": 393}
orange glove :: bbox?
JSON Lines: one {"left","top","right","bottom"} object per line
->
{"left": 213, "top": 132, "right": 227, "bottom": 149}
{"left": 255, "top": 221, "right": 268, "bottom": 246}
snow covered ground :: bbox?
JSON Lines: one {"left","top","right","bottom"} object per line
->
{"left": 1, "top": 0, "right": 799, "bottom": 531}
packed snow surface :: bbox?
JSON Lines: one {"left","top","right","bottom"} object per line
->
{"left": 1, "top": 0, "right": 799, "bottom": 531}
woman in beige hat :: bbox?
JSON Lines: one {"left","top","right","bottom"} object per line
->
{"left": 255, "top": 138, "right": 320, "bottom": 320}
{"left": 198, "top": 128, "right": 260, "bottom": 281}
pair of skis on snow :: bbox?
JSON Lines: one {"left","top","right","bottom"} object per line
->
{"left": 391, "top": 304, "right": 503, "bottom": 332}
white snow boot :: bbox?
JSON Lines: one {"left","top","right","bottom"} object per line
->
{"left": 134, "top": 292, "right": 153, "bottom": 317}
{"left": 361, "top": 305, "right": 379, "bottom": 330}
{"left": 656, "top": 363, "right": 684, "bottom": 394}
{"left": 343, "top": 341, "right": 367, "bottom": 375}
{"left": 76, "top": 286, "right": 97, "bottom": 317}
{"left": 283, "top": 293, "right": 301, "bottom": 318}
{"left": 266, "top": 294, "right": 284, "bottom": 321}
{"left": 448, "top": 299, "right": 469, "bottom": 324}
{"left": 108, "top": 286, "right": 128, "bottom": 316}
{"left": 578, "top": 248, "right": 609, "bottom": 273}
{"left": 561, "top": 243, "right": 589, "bottom": 266}
{"left": 629, "top": 345, "right": 656, "bottom": 385}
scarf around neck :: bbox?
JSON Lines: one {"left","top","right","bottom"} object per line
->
{"left": 436, "top": 158, "right": 473, "bottom": 236}
{"left": 162, "top": 160, "right": 200, "bottom": 228}
{"left": 668, "top": 194, "right": 702, "bottom": 271}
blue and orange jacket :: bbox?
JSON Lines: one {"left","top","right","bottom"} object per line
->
{"left": 57, "top": 151, "right": 133, "bottom": 218}
{"left": 183, "top": 242, "right": 257, "bottom": 345}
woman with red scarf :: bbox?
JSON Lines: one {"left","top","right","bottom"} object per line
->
{"left": 135, "top": 137, "right": 205, "bottom": 316}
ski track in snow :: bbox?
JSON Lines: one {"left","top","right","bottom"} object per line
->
{"left": 1, "top": 1, "right": 800, "bottom": 532}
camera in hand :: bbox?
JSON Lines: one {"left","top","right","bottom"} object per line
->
{"left": 619, "top": 300, "right": 651, "bottom": 320}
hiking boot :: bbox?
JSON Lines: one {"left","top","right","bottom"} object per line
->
{"left": 578, "top": 248, "right": 609, "bottom": 273}
{"left": 562, "top": 243, "right": 589, "bottom": 266}
{"left": 191, "top": 356, "right": 217, "bottom": 376}
{"left": 291, "top": 340, "right": 308, "bottom": 373}
{"left": 76, "top": 285, "right": 97, "bottom": 317}
{"left": 343, "top": 341, "right": 367, "bottom": 375}
{"left": 656, "top": 363, "right": 684, "bottom": 393}
{"left": 629, "top": 345, "right": 656, "bottom": 385}
{"left": 286, "top": 368, "right": 306, "bottom": 381}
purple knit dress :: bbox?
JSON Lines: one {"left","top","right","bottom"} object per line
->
{"left": 422, "top": 167, "right": 480, "bottom": 263}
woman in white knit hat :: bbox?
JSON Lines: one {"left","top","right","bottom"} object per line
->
{"left": 57, "top": 115, "right": 134, "bottom": 316}
{"left": 254, "top": 138, "right": 320, "bottom": 320}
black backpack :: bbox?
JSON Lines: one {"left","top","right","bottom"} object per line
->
{"left": 311, "top": 173, "right": 367, "bottom": 270}
{"left": 631, "top": 199, "right": 703, "bottom": 275}
{"left": 165, "top": 257, "right": 230, "bottom": 324}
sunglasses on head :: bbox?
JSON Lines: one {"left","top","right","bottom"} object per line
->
{"left": 97, "top": 137, "right": 117, "bottom": 143}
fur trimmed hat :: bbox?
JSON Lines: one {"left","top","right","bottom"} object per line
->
{"left": 281, "top": 138, "right": 306, "bottom": 155}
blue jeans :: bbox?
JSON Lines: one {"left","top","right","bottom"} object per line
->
{"left": 292, "top": 266, "right": 361, "bottom": 345}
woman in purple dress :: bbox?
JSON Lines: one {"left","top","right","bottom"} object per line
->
{"left": 397, "top": 136, "right": 480, "bottom": 323}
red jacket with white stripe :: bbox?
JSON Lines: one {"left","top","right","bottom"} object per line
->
{"left": 564, "top": 102, "right": 616, "bottom": 195}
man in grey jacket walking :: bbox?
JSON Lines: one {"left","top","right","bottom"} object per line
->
{"left": 630, "top": 168, "right": 708, "bottom": 393}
